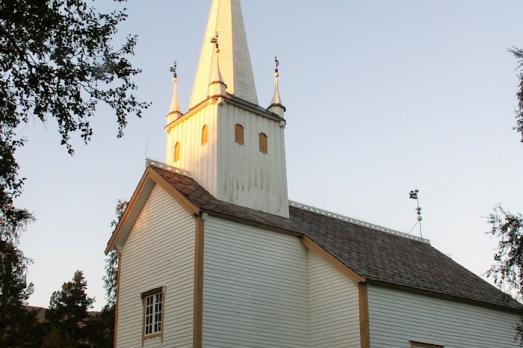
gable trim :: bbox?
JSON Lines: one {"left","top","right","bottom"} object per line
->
{"left": 301, "top": 236, "right": 366, "bottom": 284}
{"left": 105, "top": 167, "right": 200, "bottom": 254}
{"left": 148, "top": 169, "right": 200, "bottom": 216}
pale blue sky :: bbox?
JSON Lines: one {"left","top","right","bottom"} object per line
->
{"left": 17, "top": 0, "right": 523, "bottom": 309}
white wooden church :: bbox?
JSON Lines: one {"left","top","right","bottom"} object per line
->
{"left": 106, "top": 1, "right": 523, "bottom": 347}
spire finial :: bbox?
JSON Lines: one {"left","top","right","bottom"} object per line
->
{"left": 170, "top": 61, "right": 178, "bottom": 79}
{"left": 211, "top": 32, "right": 220, "bottom": 53}
{"left": 209, "top": 31, "right": 227, "bottom": 97}
{"left": 167, "top": 61, "right": 183, "bottom": 123}
{"left": 268, "top": 55, "right": 286, "bottom": 118}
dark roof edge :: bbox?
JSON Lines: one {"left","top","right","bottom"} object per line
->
{"left": 367, "top": 279, "right": 523, "bottom": 314}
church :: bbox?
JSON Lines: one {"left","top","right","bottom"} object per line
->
{"left": 105, "top": 1, "right": 523, "bottom": 347}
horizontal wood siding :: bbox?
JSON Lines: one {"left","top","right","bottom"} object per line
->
{"left": 203, "top": 216, "right": 308, "bottom": 347}
{"left": 367, "top": 285, "right": 522, "bottom": 348}
{"left": 117, "top": 185, "right": 195, "bottom": 348}
{"left": 308, "top": 250, "right": 360, "bottom": 347}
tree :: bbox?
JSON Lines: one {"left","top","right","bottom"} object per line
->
{"left": 46, "top": 270, "right": 95, "bottom": 347}
{"left": 486, "top": 50, "right": 523, "bottom": 344}
{"left": 88, "top": 199, "right": 127, "bottom": 348}
{"left": 0, "top": 239, "right": 39, "bottom": 347}
{"left": 104, "top": 200, "right": 127, "bottom": 310}
{"left": 513, "top": 48, "right": 523, "bottom": 141}
{"left": 0, "top": 0, "right": 149, "bottom": 237}
{"left": 41, "top": 328, "right": 75, "bottom": 348}
{"left": 487, "top": 207, "right": 523, "bottom": 342}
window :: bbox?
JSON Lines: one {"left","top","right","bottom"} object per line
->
{"left": 235, "top": 124, "right": 244, "bottom": 145}
{"left": 259, "top": 132, "right": 268, "bottom": 154}
{"left": 410, "top": 341, "right": 443, "bottom": 348}
{"left": 201, "top": 125, "right": 208, "bottom": 145}
{"left": 142, "top": 288, "right": 163, "bottom": 339}
{"left": 174, "top": 142, "right": 180, "bottom": 162}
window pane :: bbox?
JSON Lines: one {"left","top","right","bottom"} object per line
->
{"left": 143, "top": 291, "right": 164, "bottom": 337}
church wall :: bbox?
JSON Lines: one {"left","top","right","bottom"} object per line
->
{"left": 367, "top": 285, "right": 522, "bottom": 348}
{"left": 217, "top": 102, "right": 289, "bottom": 218}
{"left": 202, "top": 215, "right": 308, "bottom": 347}
{"left": 117, "top": 185, "right": 195, "bottom": 348}
{"left": 308, "top": 251, "right": 360, "bottom": 347}
{"left": 166, "top": 104, "right": 219, "bottom": 197}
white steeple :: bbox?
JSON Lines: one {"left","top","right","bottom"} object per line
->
{"left": 190, "top": 0, "right": 258, "bottom": 108}
{"left": 166, "top": 0, "right": 289, "bottom": 218}
{"left": 268, "top": 56, "right": 285, "bottom": 118}
{"left": 167, "top": 61, "right": 183, "bottom": 124}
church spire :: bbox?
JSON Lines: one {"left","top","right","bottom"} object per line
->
{"left": 167, "top": 61, "right": 183, "bottom": 124}
{"left": 190, "top": 0, "right": 258, "bottom": 108}
{"left": 268, "top": 56, "right": 285, "bottom": 118}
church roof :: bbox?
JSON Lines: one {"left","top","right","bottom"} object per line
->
{"left": 145, "top": 164, "right": 523, "bottom": 313}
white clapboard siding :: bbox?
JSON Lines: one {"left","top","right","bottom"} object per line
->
{"left": 117, "top": 185, "right": 195, "bottom": 348}
{"left": 308, "top": 251, "right": 360, "bottom": 347}
{"left": 367, "top": 285, "right": 522, "bottom": 348}
{"left": 203, "top": 216, "right": 308, "bottom": 347}
{"left": 166, "top": 104, "right": 219, "bottom": 198}
{"left": 217, "top": 102, "right": 289, "bottom": 218}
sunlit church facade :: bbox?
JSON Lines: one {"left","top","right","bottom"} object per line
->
{"left": 106, "top": 1, "right": 522, "bottom": 347}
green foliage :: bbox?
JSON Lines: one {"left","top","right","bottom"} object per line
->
{"left": 487, "top": 206, "right": 523, "bottom": 343}
{"left": 46, "top": 270, "right": 94, "bottom": 347}
{"left": 0, "top": 239, "right": 39, "bottom": 347}
{"left": 512, "top": 48, "right": 523, "bottom": 142}
{"left": 88, "top": 307, "right": 115, "bottom": 348}
{"left": 0, "top": 0, "right": 149, "bottom": 236}
{"left": 41, "top": 328, "right": 75, "bottom": 348}
{"left": 104, "top": 200, "right": 127, "bottom": 308}
{"left": 488, "top": 206, "right": 523, "bottom": 292}
{"left": 92, "top": 199, "right": 128, "bottom": 347}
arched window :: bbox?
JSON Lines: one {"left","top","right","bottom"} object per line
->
{"left": 201, "top": 125, "right": 208, "bottom": 145}
{"left": 235, "top": 124, "right": 244, "bottom": 145}
{"left": 174, "top": 142, "right": 181, "bottom": 162}
{"left": 259, "top": 133, "right": 268, "bottom": 154}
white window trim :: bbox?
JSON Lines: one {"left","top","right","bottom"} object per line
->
{"left": 142, "top": 287, "right": 164, "bottom": 342}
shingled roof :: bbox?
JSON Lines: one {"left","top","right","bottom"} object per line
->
{"left": 150, "top": 164, "right": 522, "bottom": 313}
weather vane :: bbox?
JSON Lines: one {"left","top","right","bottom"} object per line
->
{"left": 170, "top": 61, "right": 178, "bottom": 79}
{"left": 274, "top": 56, "right": 280, "bottom": 74}
{"left": 409, "top": 189, "right": 423, "bottom": 238}
{"left": 211, "top": 32, "right": 220, "bottom": 52}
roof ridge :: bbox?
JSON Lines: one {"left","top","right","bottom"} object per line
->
{"left": 146, "top": 158, "right": 191, "bottom": 177}
{"left": 288, "top": 200, "right": 430, "bottom": 244}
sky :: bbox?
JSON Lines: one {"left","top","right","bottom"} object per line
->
{"left": 17, "top": 0, "right": 523, "bottom": 310}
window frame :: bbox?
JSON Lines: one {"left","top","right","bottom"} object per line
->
{"left": 141, "top": 287, "right": 165, "bottom": 343}
{"left": 235, "top": 124, "right": 244, "bottom": 145}
{"left": 259, "top": 132, "right": 268, "bottom": 154}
